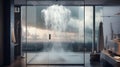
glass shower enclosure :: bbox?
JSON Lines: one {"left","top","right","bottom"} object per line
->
{"left": 21, "top": 0, "right": 86, "bottom": 66}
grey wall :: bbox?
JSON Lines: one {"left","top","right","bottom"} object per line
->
{"left": 0, "top": 0, "right": 3, "bottom": 66}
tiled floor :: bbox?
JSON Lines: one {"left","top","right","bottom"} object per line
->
{"left": 5, "top": 53, "right": 102, "bottom": 67}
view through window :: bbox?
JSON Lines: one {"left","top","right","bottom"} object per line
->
{"left": 21, "top": 5, "right": 93, "bottom": 65}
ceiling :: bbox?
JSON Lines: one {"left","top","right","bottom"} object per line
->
{"left": 14, "top": 0, "right": 120, "bottom": 6}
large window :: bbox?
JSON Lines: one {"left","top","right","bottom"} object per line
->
{"left": 22, "top": 5, "right": 85, "bottom": 65}
{"left": 95, "top": 6, "right": 120, "bottom": 53}
{"left": 21, "top": 4, "right": 93, "bottom": 66}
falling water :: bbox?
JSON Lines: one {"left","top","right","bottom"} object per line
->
{"left": 42, "top": 5, "right": 71, "bottom": 52}
{"left": 27, "top": 5, "right": 84, "bottom": 64}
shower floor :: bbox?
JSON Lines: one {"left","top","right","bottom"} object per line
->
{"left": 26, "top": 52, "right": 85, "bottom": 64}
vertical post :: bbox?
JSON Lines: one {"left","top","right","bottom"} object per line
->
{"left": 10, "top": 0, "right": 15, "bottom": 63}
{"left": 0, "top": 0, "right": 3, "bottom": 66}
{"left": 25, "top": 0, "right": 27, "bottom": 66}
{"left": 84, "top": 0, "right": 85, "bottom": 67}
{"left": 14, "top": 6, "right": 21, "bottom": 59}
{"left": 3, "top": 0, "right": 10, "bottom": 65}
{"left": 3, "top": 0, "right": 11, "bottom": 65}
{"left": 93, "top": 6, "right": 95, "bottom": 53}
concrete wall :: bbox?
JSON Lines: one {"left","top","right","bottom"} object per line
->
{"left": 0, "top": 0, "right": 3, "bottom": 66}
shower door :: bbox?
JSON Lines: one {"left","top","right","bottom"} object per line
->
{"left": 23, "top": 0, "right": 85, "bottom": 66}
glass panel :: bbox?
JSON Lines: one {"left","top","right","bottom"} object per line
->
{"left": 102, "top": 6, "right": 120, "bottom": 53}
{"left": 85, "top": 6, "right": 93, "bottom": 52}
{"left": 21, "top": 6, "right": 27, "bottom": 58}
{"left": 21, "top": 0, "right": 86, "bottom": 65}
{"left": 84, "top": 6, "right": 93, "bottom": 67}
{"left": 26, "top": 5, "right": 85, "bottom": 64}
{"left": 95, "top": 6, "right": 120, "bottom": 53}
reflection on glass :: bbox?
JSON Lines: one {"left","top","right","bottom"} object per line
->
{"left": 95, "top": 6, "right": 103, "bottom": 51}
{"left": 102, "top": 6, "right": 120, "bottom": 54}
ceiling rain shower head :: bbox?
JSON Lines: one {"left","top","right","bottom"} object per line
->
{"left": 26, "top": 0, "right": 85, "bottom": 6}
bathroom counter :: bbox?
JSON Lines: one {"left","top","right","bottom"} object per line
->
{"left": 101, "top": 50, "right": 120, "bottom": 67}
